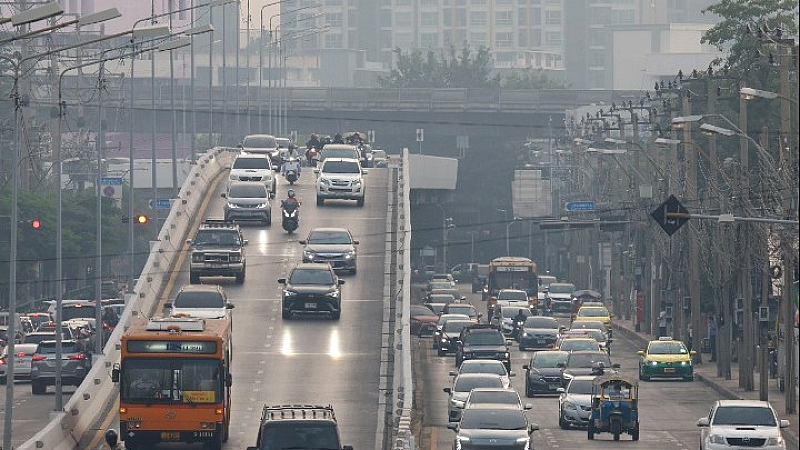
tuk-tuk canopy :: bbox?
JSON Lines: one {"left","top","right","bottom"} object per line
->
{"left": 593, "top": 375, "right": 638, "bottom": 400}
{"left": 573, "top": 290, "right": 602, "bottom": 300}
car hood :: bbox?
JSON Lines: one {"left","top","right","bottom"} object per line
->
{"left": 710, "top": 425, "right": 783, "bottom": 438}
{"left": 304, "top": 244, "right": 355, "bottom": 253}
{"left": 191, "top": 244, "right": 241, "bottom": 252}
{"left": 442, "top": 331, "right": 462, "bottom": 339}
{"left": 171, "top": 308, "right": 228, "bottom": 319}
{"left": 226, "top": 196, "right": 270, "bottom": 206}
{"left": 231, "top": 168, "right": 271, "bottom": 175}
{"left": 462, "top": 344, "right": 508, "bottom": 352}
{"left": 457, "top": 428, "right": 529, "bottom": 442}
{"left": 286, "top": 284, "right": 338, "bottom": 295}
{"left": 644, "top": 354, "right": 690, "bottom": 363}
{"left": 527, "top": 367, "right": 563, "bottom": 377}
{"left": 320, "top": 172, "right": 361, "bottom": 180}
{"left": 562, "top": 394, "right": 592, "bottom": 407}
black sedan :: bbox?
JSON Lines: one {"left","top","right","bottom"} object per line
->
{"left": 522, "top": 351, "right": 569, "bottom": 397}
{"left": 278, "top": 263, "right": 344, "bottom": 320}
{"left": 518, "top": 316, "right": 562, "bottom": 350}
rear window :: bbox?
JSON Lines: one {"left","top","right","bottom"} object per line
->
{"left": 233, "top": 157, "right": 270, "bottom": 170}
{"left": 37, "top": 342, "right": 79, "bottom": 354}
{"left": 243, "top": 135, "right": 276, "bottom": 148}
{"left": 498, "top": 291, "right": 527, "bottom": 301}
{"left": 62, "top": 305, "right": 97, "bottom": 320}
{"left": 174, "top": 291, "right": 224, "bottom": 309}
{"left": 258, "top": 422, "right": 339, "bottom": 450}
{"left": 454, "top": 376, "right": 504, "bottom": 392}
{"left": 24, "top": 333, "right": 57, "bottom": 344}
{"left": 525, "top": 317, "right": 558, "bottom": 328}
{"left": 308, "top": 230, "right": 352, "bottom": 244}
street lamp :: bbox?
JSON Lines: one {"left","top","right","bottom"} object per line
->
{"left": 740, "top": 87, "right": 779, "bottom": 101}
{"left": 506, "top": 217, "right": 520, "bottom": 256}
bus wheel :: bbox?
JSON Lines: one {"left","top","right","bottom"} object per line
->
{"left": 208, "top": 435, "right": 223, "bottom": 450}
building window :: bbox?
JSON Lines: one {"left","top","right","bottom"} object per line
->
{"left": 325, "top": 12, "right": 342, "bottom": 27}
{"left": 517, "top": 30, "right": 527, "bottom": 47}
{"left": 470, "top": 11, "right": 488, "bottom": 27}
{"left": 530, "top": 7, "right": 541, "bottom": 25}
{"left": 395, "top": 11, "right": 413, "bottom": 27}
{"left": 380, "top": 9, "right": 392, "bottom": 26}
{"left": 443, "top": 9, "right": 452, "bottom": 26}
{"left": 545, "top": 9, "right": 561, "bottom": 25}
{"left": 394, "top": 32, "right": 413, "bottom": 48}
{"left": 545, "top": 31, "right": 561, "bottom": 46}
{"left": 470, "top": 31, "right": 488, "bottom": 48}
{"left": 495, "top": 10, "right": 513, "bottom": 27}
{"left": 471, "top": 0, "right": 487, "bottom": 5}
{"left": 456, "top": 8, "right": 467, "bottom": 26}
{"left": 529, "top": 29, "right": 541, "bottom": 47}
{"left": 421, "top": 11, "right": 439, "bottom": 27}
{"left": 380, "top": 30, "right": 393, "bottom": 49}
{"left": 495, "top": 32, "right": 513, "bottom": 48}
{"left": 325, "top": 33, "right": 342, "bottom": 48}
{"left": 421, "top": 32, "right": 439, "bottom": 48}
{"left": 395, "top": 0, "right": 411, "bottom": 5}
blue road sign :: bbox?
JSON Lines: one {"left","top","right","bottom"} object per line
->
{"left": 149, "top": 199, "right": 173, "bottom": 210}
{"left": 100, "top": 177, "right": 123, "bottom": 185}
{"left": 565, "top": 201, "right": 596, "bottom": 212}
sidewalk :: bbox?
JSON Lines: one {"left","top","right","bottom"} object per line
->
{"left": 613, "top": 317, "right": 799, "bottom": 449}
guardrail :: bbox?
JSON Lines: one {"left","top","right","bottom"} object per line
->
{"left": 19, "top": 147, "right": 238, "bottom": 450}
{"left": 393, "top": 149, "right": 415, "bottom": 450}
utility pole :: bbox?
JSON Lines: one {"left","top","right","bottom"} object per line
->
{"left": 738, "top": 93, "right": 754, "bottom": 391}
{"left": 682, "top": 94, "right": 702, "bottom": 363}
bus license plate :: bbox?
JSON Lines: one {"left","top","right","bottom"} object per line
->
{"left": 161, "top": 431, "right": 180, "bottom": 441}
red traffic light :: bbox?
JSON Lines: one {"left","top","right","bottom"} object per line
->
{"left": 29, "top": 219, "right": 42, "bottom": 230}
{"left": 134, "top": 214, "right": 149, "bottom": 225}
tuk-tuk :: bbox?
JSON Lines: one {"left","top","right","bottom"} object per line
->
{"left": 588, "top": 371, "right": 639, "bottom": 441}
{"left": 572, "top": 290, "right": 602, "bottom": 320}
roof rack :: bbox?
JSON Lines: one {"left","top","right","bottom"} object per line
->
{"left": 260, "top": 404, "right": 336, "bottom": 421}
{"left": 202, "top": 219, "right": 236, "bottom": 228}
{"left": 658, "top": 336, "right": 673, "bottom": 341}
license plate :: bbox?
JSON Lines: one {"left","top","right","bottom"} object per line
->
{"left": 193, "top": 431, "right": 215, "bottom": 438}
{"left": 548, "top": 383, "right": 560, "bottom": 390}
{"left": 305, "top": 302, "right": 317, "bottom": 309}
{"left": 210, "top": 263, "right": 222, "bottom": 269}
{"left": 161, "top": 431, "right": 180, "bottom": 441}
{"left": 664, "top": 368, "right": 675, "bottom": 373}
{"left": 536, "top": 340, "right": 546, "bottom": 344}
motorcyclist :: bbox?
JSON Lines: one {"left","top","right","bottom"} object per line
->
{"left": 306, "top": 134, "right": 321, "bottom": 150}
{"left": 511, "top": 309, "right": 528, "bottom": 337}
{"left": 281, "top": 189, "right": 300, "bottom": 211}
{"left": 332, "top": 133, "right": 345, "bottom": 144}
{"left": 281, "top": 155, "right": 302, "bottom": 178}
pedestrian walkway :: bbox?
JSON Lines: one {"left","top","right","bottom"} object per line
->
{"left": 613, "top": 317, "right": 799, "bottom": 449}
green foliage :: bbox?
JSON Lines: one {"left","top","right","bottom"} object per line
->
{"left": 701, "top": 0, "right": 798, "bottom": 76}
{"left": 378, "top": 46, "right": 499, "bottom": 89}
{"left": 501, "top": 68, "right": 568, "bottom": 90}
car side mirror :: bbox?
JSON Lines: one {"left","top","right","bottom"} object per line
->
{"left": 509, "top": 371, "right": 516, "bottom": 377}
{"left": 447, "top": 422, "right": 459, "bottom": 431}
{"left": 353, "top": 240, "right": 359, "bottom": 245}
{"left": 636, "top": 351, "right": 644, "bottom": 356}
{"left": 690, "top": 350, "right": 697, "bottom": 356}
{"left": 242, "top": 239, "right": 249, "bottom": 245}
{"left": 556, "top": 387, "right": 565, "bottom": 393}
{"left": 313, "top": 168, "right": 320, "bottom": 174}
{"left": 226, "top": 373, "right": 233, "bottom": 387}
{"left": 342, "top": 446, "right": 354, "bottom": 450}
{"left": 477, "top": 312, "right": 483, "bottom": 318}
{"left": 221, "top": 192, "right": 227, "bottom": 198}
{"left": 338, "top": 280, "right": 345, "bottom": 285}
{"left": 524, "top": 403, "right": 532, "bottom": 410}
{"left": 111, "top": 363, "right": 120, "bottom": 383}
{"left": 186, "top": 239, "right": 193, "bottom": 245}
{"left": 697, "top": 418, "right": 710, "bottom": 427}
{"left": 506, "top": 340, "right": 514, "bottom": 346}
{"left": 361, "top": 170, "right": 368, "bottom": 175}
{"left": 298, "top": 240, "right": 307, "bottom": 245}
{"left": 557, "top": 362, "right": 565, "bottom": 368}
{"left": 611, "top": 363, "right": 620, "bottom": 369}
{"left": 529, "top": 423, "right": 539, "bottom": 433}
{"left": 278, "top": 278, "right": 286, "bottom": 284}
{"left": 443, "top": 387, "right": 451, "bottom": 393}
{"left": 522, "top": 364, "right": 529, "bottom": 370}
{"left": 449, "top": 370, "right": 457, "bottom": 376}
{"left": 779, "top": 420, "right": 789, "bottom": 428}
{"left": 163, "top": 301, "right": 173, "bottom": 311}
{"left": 226, "top": 302, "right": 235, "bottom": 309}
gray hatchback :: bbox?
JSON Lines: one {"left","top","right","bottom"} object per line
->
{"left": 222, "top": 181, "right": 272, "bottom": 225}
{"left": 30, "top": 340, "right": 91, "bottom": 395}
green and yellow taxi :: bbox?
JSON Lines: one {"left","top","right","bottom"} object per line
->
{"left": 574, "top": 305, "right": 613, "bottom": 330}
{"left": 637, "top": 337, "right": 695, "bottom": 381}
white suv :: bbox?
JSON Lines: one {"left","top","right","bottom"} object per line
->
{"left": 230, "top": 153, "right": 276, "bottom": 198}
{"left": 698, "top": 400, "right": 790, "bottom": 450}
{"left": 315, "top": 158, "right": 366, "bottom": 207}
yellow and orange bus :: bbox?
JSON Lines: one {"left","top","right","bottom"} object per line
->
{"left": 483, "top": 256, "right": 539, "bottom": 318}
{"left": 112, "top": 316, "right": 232, "bottom": 450}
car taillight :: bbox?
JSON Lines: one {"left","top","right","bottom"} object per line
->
{"left": 69, "top": 353, "right": 86, "bottom": 360}
{"left": 31, "top": 355, "right": 47, "bottom": 361}
{"left": 0, "top": 357, "right": 5, "bottom": 364}
{"left": 16, "top": 351, "right": 25, "bottom": 357}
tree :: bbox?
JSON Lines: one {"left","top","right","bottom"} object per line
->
{"left": 500, "top": 68, "right": 568, "bottom": 89}
{"left": 378, "top": 45, "right": 499, "bottom": 89}
{"left": 701, "top": 0, "right": 797, "bottom": 76}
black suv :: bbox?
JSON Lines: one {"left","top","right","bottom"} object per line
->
{"left": 187, "top": 219, "right": 248, "bottom": 284}
{"left": 455, "top": 324, "right": 511, "bottom": 371}
{"left": 247, "top": 404, "right": 352, "bottom": 450}
{"left": 278, "top": 263, "right": 344, "bottom": 320}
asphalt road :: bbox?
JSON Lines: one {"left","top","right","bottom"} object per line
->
{"left": 413, "top": 286, "right": 723, "bottom": 450}
{"left": 3, "top": 165, "right": 392, "bottom": 450}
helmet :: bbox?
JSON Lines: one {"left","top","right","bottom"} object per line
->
{"left": 104, "top": 429, "right": 119, "bottom": 447}
{"left": 288, "top": 189, "right": 296, "bottom": 198}
{"left": 311, "top": 134, "right": 318, "bottom": 139}
{"left": 334, "top": 133, "right": 342, "bottom": 139}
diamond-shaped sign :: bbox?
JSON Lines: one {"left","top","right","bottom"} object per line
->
{"left": 651, "top": 195, "right": 689, "bottom": 236}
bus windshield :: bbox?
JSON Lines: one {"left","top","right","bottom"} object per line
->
{"left": 489, "top": 271, "right": 535, "bottom": 292}
{"left": 121, "top": 358, "right": 221, "bottom": 404}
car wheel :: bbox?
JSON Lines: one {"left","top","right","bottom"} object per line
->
{"left": 356, "top": 197, "right": 364, "bottom": 207}
{"left": 124, "top": 441, "right": 138, "bottom": 450}
{"left": 558, "top": 411, "right": 569, "bottom": 430}
{"left": 519, "top": 344, "right": 525, "bottom": 351}
{"left": 684, "top": 375, "right": 694, "bottom": 382}
{"left": 331, "top": 311, "right": 341, "bottom": 320}
{"left": 189, "top": 272, "right": 201, "bottom": 284}
{"left": 455, "top": 356, "right": 462, "bottom": 367}
{"left": 525, "top": 383, "right": 533, "bottom": 398}
{"left": 351, "top": 266, "right": 357, "bottom": 275}
{"left": 282, "top": 311, "right": 292, "bottom": 320}
{"left": 31, "top": 380, "right": 46, "bottom": 395}
{"left": 0, "top": 376, "right": 6, "bottom": 385}
{"left": 632, "top": 425, "right": 639, "bottom": 441}
{"left": 437, "top": 349, "right": 446, "bottom": 357}
{"left": 316, "top": 197, "right": 324, "bottom": 206}
{"left": 587, "top": 422, "right": 595, "bottom": 440}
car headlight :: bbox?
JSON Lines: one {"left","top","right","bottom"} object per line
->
{"left": 522, "top": 332, "right": 530, "bottom": 337}
{"left": 650, "top": 361, "right": 659, "bottom": 366}
{"left": 501, "top": 352, "right": 510, "bottom": 359}
{"left": 457, "top": 436, "right": 470, "bottom": 443}
{"left": 303, "top": 250, "right": 315, "bottom": 260}
{"left": 227, "top": 202, "right": 239, "bottom": 209}
{"left": 440, "top": 337, "right": 448, "bottom": 343}
{"left": 255, "top": 203, "right": 268, "bottom": 209}
{"left": 353, "top": 179, "right": 362, "bottom": 187}
{"left": 563, "top": 401, "right": 577, "bottom": 410}
{"left": 344, "top": 251, "right": 355, "bottom": 259}
{"left": 230, "top": 253, "right": 242, "bottom": 262}
{"left": 766, "top": 436, "right": 784, "bottom": 446}
{"left": 709, "top": 434, "right": 726, "bottom": 445}
{"left": 319, "top": 178, "right": 331, "bottom": 186}
{"left": 452, "top": 400, "right": 465, "bottom": 408}
{"left": 681, "top": 361, "right": 690, "bottom": 366}
{"left": 283, "top": 290, "right": 298, "bottom": 297}
{"left": 325, "top": 291, "right": 340, "bottom": 298}
{"left": 192, "top": 253, "right": 204, "bottom": 262}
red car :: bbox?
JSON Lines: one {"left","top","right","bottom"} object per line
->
{"left": 410, "top": 305, "right": 440, "bottom": 336}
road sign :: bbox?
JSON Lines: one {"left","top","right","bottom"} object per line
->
{"left": 149, "top": 198, "right": 173, "bottom": 210}
{"left": 651, "top": 194, "right": 688, "bottom": 236}
{"left": 100, "top": 177, "right": 123, "bottom": 199}
{"left": 368, "top": 130, "right": 375, "bottom": 142}
{"left": 416, "top": 128, "right": 424, "bottom": 142}
{"left": 456, "top": 135, "right": 469, "bottom": 150}
{"left": 289, "top": 130, "right": 298, "bottom": 143}
{"left": 565, "top": 201, "right": 596, "bottom": 212}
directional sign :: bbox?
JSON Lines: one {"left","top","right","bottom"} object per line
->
{"left": 100, "top": 177, "right": 123, "bottom": 199}
{"left": 565, "top": 201, "right": 596, "bottom": 212}
{"left": 149, "top": 198, "right": 173, "bottom": 210}
{"left": 416, "top": 128, "right": 424, "bottom": 142}
{"left": 651, "top": 194, "right": 688, "bottom": 236}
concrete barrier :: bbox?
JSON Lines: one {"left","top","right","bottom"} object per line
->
{"left": 19, "top": 147, "right": 238, "bottom": 450}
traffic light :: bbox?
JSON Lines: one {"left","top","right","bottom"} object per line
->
{"left": 134, "top": 214, "right": 149, "bottom": 225}
{"left": 28, "top": 219, "right": 42, "bottom": 230}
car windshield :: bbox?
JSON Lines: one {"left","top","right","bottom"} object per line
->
{"left": 648, "top": 341, "right": 688, "bottom": 355}
{"left": 373, "top": 150, "right": 386, "bottom": 158}
{"left": 585, "top": 329, "right": 606, "bottom": 342}
{"left": 308, "top": 230, "right": 352, "bottom": 244}
{"left": 193, "top": 230, "right": 241, "bottom": 247}
{"left": 460, "top": 409, "right": 527, "bottom": 430}
{"left": 275, "top": 138, "right": 291, "bottom": 147}
{"left": 429, "top": 294, "right": 456, "bottom": 303}
{"left": 290, "top": 269, "right": 334, "bottom": 285}
{"left": 228, "top": 183, "right": 267, "bottom": 198}
{"left": 539, "top": 276, "right": 557, "bottom": 288}
{"left": 465, "top": 331, "right": 505, "bottom": 345}
{"left": 571, "top": 321, "right": 605, "bottom": 330}
{"left": 561, "top": 340, "right": 599, "bottom": 351}
{"left": 469, "top": 390, "right": 518, "bottom": 405}
{"left": 446, "top": 306, "right": 476, "bottom": 317}
{"left": 257, "top": 422, "right": 340, "bottom": 450}
{"left": 243, "top": 136, "right": 276, "bottom": 148}
{"left": 62, "top": 305, "right": 96, "bottom": 320}
{"left": 411, "top": 305, "right": 438, "bottom": 317}
{"left": 548, "top": 283, "right": 575, "bottom": 294}
{"left": 502, "top": 308, "right": 532, "bottom": 319}
{"left": 175, "top": 292, "right": 224, "bottom": 309}
{"left": 428, "top": 282, "right": 452, "bottom": 290}
{"left": 567, "top": 353, "right": 611, "bottom": 368}
{"left": 712, "top": 406, "right": 777, "bottom": 427}
{"left": 566, "top": 379, "right": 594, "bottom": 395}
{"left": 525, "top": 317, "right": 558, "bottom": 329}
{"left": 443, "top": 321, "right": 472, "bottom": 333}
{"left": 460, "top": 361, "right": 507, "bottom": 376}
{"left": 454, "top": 376, "right": 504, "bottom": 392}
{"left": 322, "top": 160, "right": 360, "bottom": 174}
{"left": 232, "top": 157, "right": 270, "bottom": 170}
{"left": 578, "top": 308, "right": 609, "bottom": 318}
{"left": 498, "top": 290, "right": 527, "bottom": 301}
{"left": 531, "top": 352, "right": 569, "bottom": 368}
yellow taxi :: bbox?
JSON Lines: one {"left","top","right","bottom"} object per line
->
{"left": 637, "top": 336, "right": 695, "bottom": 381}
{"left": 573, "top": 305, "right": 613, "bottom": 329}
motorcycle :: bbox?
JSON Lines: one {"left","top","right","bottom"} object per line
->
{"left": 285, "top": 166, "right": 299, "bottom": 184}
{"left": 305, "top": 146, "right": 320, "bottom": 167}
{"left": 510, "top": 319, "right": 526, "bottom": 340}
{"left": 281, "top": 202, "right": 299, "bottom": 234}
